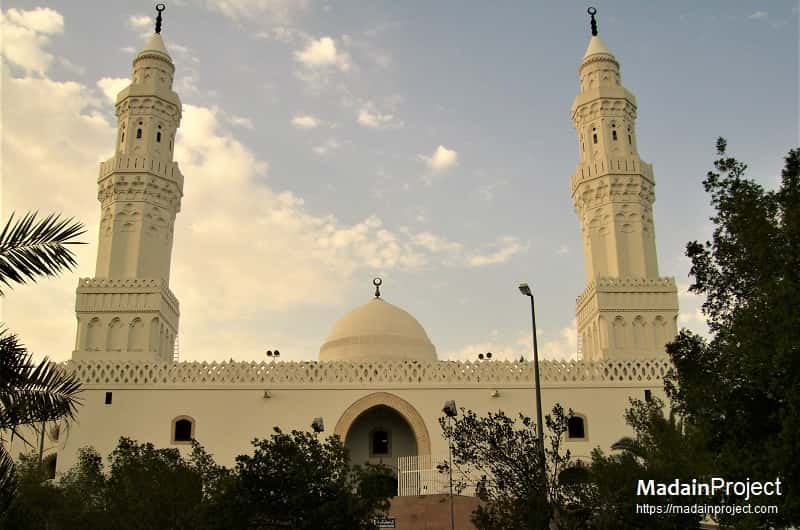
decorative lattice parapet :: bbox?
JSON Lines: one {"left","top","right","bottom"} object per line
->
{"left": 66, "top": 358, "right": 672, "bottom": 389}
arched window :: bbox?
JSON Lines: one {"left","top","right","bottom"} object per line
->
{"left": 121, "top": 131, "right": 125, "bottom": 143}
{"left": 370, "top": 428, "right": 391, "bottom": 456}
{"left": 592, "top": 127, "right": 597, "bottom": 145}
{"left": 136, "top": 128, "right": 142, "bottom": 139}
{"left": 157, "top": 125, "right": 162, "bottom": 143}
{"left": 567, "top": 415, "right": 587, "bottom": 440}
{"left": 172, "top": 416, "right": 195, "bottom": 443}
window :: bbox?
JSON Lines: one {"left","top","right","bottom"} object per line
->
{"left": 567, "top": 416, "right": 586, "bottom": 440}
{"left": 136, "top": 128, "right": 142, "bottom": 139}
{"left": 644, "top": 389, "right": 652, "bottom": 402}
{"left": 105, "top": 391, "right": 112, "bottom": 405}
{"left": 172, "top": 416, "right": 195, "bottom": 443}
{"left": 370, "top": 429, "right": 391, "bottom": 456}
{"left": 612, "top": 130, "right": 618, "bottom": 141}
{"left": 592, "top": 134, "right": 598, "bottom": 144}
{"left": 121, "top": 131, "right": 125, "bottom": 143}
{"left": 156, "top": 132, "right": 161, "bottom": 142}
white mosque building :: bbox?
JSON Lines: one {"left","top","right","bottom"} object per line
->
{"left": 50, "top": 10, "right": 679, "bottom": 493}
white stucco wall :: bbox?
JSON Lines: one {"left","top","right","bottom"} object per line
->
{"left": 51, "top": 359, "right": 670, "bottom": 474}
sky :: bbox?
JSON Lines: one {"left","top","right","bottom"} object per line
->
{"left": 1, "top": 1, "right": 797, "bottom": 364}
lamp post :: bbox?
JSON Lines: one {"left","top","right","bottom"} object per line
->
{"left": 442, "top": 400, "right": 458, "bottom": 530}
{"left": 518, "top": 283, "right": 547, "bottom": 484}
{"left": 311, "top": 417, "right": 324, "bottom": 436}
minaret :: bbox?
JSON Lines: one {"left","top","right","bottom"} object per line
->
{"left": 73, "top": 6, "right": 183, "bottom": 362}
{"left": 571, "top": 9, "right": 678, "bottom": 360}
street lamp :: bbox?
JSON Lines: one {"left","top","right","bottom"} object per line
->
{"left": 311, "top": 417, "right": 324, "bottom": 434}
{"left": 442, "top": 400, "right": 457, "bottom": 530}
{"left": 518, "top": 283, "right": 547, "bottom": 484}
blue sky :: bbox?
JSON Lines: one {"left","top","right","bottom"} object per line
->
{"left": 1, "top": 1, "right": 797, "bottom": 362}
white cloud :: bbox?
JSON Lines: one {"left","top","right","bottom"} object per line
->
{"left": 1, "top": 7, "right": 64, "bottom": 75}
{"left": 4, "top": 7, "right": 63, "bottom": 33}
{"left": 292, "top": 114, "right": 320, "bottom": 129}
{"left": 357, "top": 102, "right": 402, "bottom": 129}
{"left": 127, "top": 14, "right": 152, "bottom": 30}
{"left": 1, "top": 16, "right": 528, "bottom": 362}
{"left": 97, "top": 77, "right": 130, "bottom": 103}
{"left": 556, "top": 244, "right": 569, "bottom": 256}
{"left": 312, "top": 138, "right": 342, "bottom": 155}
{"left": 467, "top": 237, "right": 528, "bottom": 267}
{"left": 477, "top": 183, "right": 496, "bottom": 201}
{"left": 295, "top": 36, "right": 351, "bottom": 71}
{"left": 748, "top": 11, "right": 767, "bottom": 19}
{"left": 200, "top": 0, "right": 308, "bottom": 25}
{"left": 229, "top": 114, "right": 254, "bottom": 129}
{"left": 420, "top": 145, "right": 458, "bottom": 174}
{"left": 542, "top": 321, "right": 578, "bottom": 360}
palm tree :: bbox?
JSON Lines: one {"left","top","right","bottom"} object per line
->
{"left": 0, "top": 212, "right": 85, "bottom": 498}
{"left": 0, "top": 211, "right": 86, "bottom": 295}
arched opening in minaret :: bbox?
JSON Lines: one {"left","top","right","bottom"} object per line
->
{"left": 344, "top": 405, "right": 417, "bottom": 475}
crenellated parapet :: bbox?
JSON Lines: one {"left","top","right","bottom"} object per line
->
{"left": 66, "top": 358, "right": 673, "bottom": 388}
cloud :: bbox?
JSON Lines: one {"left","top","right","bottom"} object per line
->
{"left": 467, "top": 237, "right": 528, "bottom": 267}
{"left": 4, "top": 7, "right": 63, "bottom": 33}
{"left": 292, "top": 114, "right": 320, "bottom": 129}
{"left": 357, "top": 102, "right": 402, "bottom": 129}
{"left": 748, "top": 11, "right": 767, "bottom": 19}
{"left": 229, "top": 114, "right": 254, "bottom": 129}
{"left": 295, "top": 36, "right": 351, "bottom": 71}
{"left": 556, "top": 244, "right": 569, "bottom": 256}
{"left": 445, "top": 323, "right": 577, "bottom": 362}
{"left": 2, "top": 14, "right": 526, "bottom": 362}
{"left": 542, "top": 321, "right": 578, "bottom": 360}
{"left": 127, "top": 14, "right": 152, "bottom": 30}
{"left": 97, "top": 77, "right": 130, "bottom": 103}
{"left": 200, "top": 0, "right": 308, "bottom": 25}
{"left": 1, "top": 7, "right": 64, "bottom": 75}
{"left": 312, "top": 138, "right": 343, "bottom": 155}
{"left": 420, "top": 145, "right": 458, "bottom": 175}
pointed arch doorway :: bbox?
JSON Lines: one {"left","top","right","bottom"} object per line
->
{"left": 334, "top": 392, "right": 431, "bottom": 472}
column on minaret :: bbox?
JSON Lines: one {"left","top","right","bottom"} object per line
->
{"left": 73, "top": 14, "right": 184, "bottom": 362}
{"left": 570, "top": 18, "right": 678, "bottom": 361}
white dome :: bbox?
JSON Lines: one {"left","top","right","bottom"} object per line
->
{"left": 319, "top": 298, "right": 437, "bottom": 362}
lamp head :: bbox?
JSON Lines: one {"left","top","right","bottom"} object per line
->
{"left": 518, "top": 283, "right": 532, "bottom": 296}
{"left": 311, "top": 417, "right": 325, "bottom": 433}
{"left": 442, "top": 400, "right": 458, "bottom": 417}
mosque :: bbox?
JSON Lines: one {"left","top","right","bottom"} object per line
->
{"left": 49, "top": 8, "right": 679, "bottom": 502}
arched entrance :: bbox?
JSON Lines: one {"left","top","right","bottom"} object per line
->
{"left": 335, "top": 392, "right": 431, "bottom": 472}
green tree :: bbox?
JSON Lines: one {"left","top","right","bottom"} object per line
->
{"left": 574, "top": 398, "right": 711, "bottom": 529}
{"left": 209, "top": 428, "right": 394, "bottom": 530}
{"left": 664, "top": 141, "right": 800, "bottom": 527}
{"left": 438, "top": 404, "right": 580, "bottom": 530}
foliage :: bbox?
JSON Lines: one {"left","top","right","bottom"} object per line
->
{"left": 438, "top": 405, "right": 579, "bottom": 530}
{"left": 208, "top": 428, "right": 392, "bottom": 530}
{"left": 0, "top": 212, "right": 85, "bottom": 295}
{"left": 1, "top": 433, "right": 393, "bottom": 530}
{"left": 573, "top": 398, "right": 711, "bottom": 529}
{"left": 0, "top": 211, "right": 85, "bottom": 506}
{"left": 664, "top": 140, "right": 800, "bottom": 526}
{"left": 0, "top": 331, "right": 82, "bottom": 503}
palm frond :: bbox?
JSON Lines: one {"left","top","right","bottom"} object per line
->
{"left": 611, "top": 436, "right": 646, "bottom": 458}
{"left": 0, "top": 446, "right": 17, "bottom": 500}
{"left": 0, "top": 211, "right": 86, "bottom": 295}
{"left": 0, "top": 330, "right": 82, "bottom": 429}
